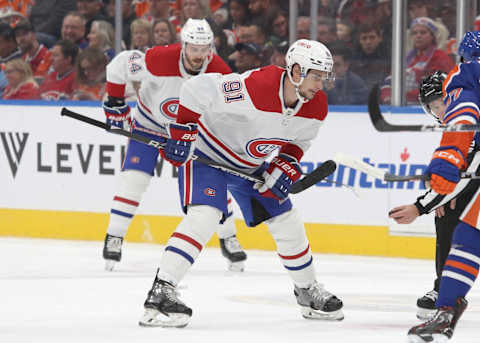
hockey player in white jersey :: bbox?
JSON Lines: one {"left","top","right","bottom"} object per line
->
{"left": 101, "top": 18, "right": 247, "bottom": 272}
{"left": 139, "top": 39, "right": 344, "bottom": 328}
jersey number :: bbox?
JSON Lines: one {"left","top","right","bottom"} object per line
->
{"left": 222, "top": 81, "right": 245, "bottom": 103}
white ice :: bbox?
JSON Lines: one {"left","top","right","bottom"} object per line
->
{"left": 1, "top": 238, "right": 478, "bottom": 343}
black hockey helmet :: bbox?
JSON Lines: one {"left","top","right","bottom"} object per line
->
{"left": 418, "top": 70, "right": 447, "bottom": 122}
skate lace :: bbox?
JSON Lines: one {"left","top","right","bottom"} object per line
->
{"left": 423, "top": 290, "right": 438, "bottom": 302}
{"left": 309, "top": 282, "right": 333, "bottom": 305}
{"left": 106, "top": 236, "right": 122, "bottom": 252}
{"left": 152, "top": 281, "right": 184, "bottom": 305}
{"left": 225, "top": 236, "right": 242, "bottom": 253}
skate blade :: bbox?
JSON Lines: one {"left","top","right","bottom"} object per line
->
{"left": 105, "top": 260, "right": 116, "bottom": 271}
{"left": 227, "top": 261, "right": 245, "bottom": 272}
{"left": 300, "top": 306, "right": 344, "bottom": 321}
{"left": 416, "top": 307, "right": 436, "bottom": 321}
{"left": 139, "top": 308, "right": 190, "bottom": 328}
{"left": 406, "top": 334, "right": 448, "bottom": 343}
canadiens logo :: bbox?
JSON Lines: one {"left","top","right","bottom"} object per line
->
{"left": 246, "top": 138, "right": 290, "bottom": 159}
{"left": 159, "top": 97, "right": 180, "bottom": 120}
{"left": 204, "top": 187, "right": 216, "bottom": 196}
{"left": 129, "top": 63, "right": 142, "bottom": 73}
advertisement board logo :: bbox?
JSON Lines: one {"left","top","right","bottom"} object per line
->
{"left": 0, "top": 132, "right": 29, "bottom": 178}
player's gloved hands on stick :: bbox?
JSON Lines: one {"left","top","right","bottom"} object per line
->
{"left": 103, "top": 96, "right": 131, "bottom": 130}
{"left": 161, "top": 122, "right": 198, "bottom": 167}
{"left": 255, "top": 153, "right": 302, "bottom": 200}
{"left": 425, "top": 147, "right": 465, "bottom": 195}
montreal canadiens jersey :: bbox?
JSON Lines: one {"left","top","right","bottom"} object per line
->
{"left": 177, "top": 65, "right": 329, "bottom": 171}
{"left": 105, "top": 43, "right": 231, "bottom": 136}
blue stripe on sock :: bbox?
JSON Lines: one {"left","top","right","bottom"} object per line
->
{"left": 165, "top": 246, "right": 194, "bottom": 264}
{"left": 284, "top": 256, "right": 313, "bottom": 271}
{"left": 111, "top": 209, "right": 133, "bottom": 218}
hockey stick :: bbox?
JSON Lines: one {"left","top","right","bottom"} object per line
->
{"left": 335, "top": 152, "right": 480, "bottom": 182}
{"left": 60, "top": 107, "right": 336, "bottom": 194}
{"left": 368, "top": 85, "right": 480, "bottom": 132}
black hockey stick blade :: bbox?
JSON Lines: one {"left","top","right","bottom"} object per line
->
{"left": 368, "top": 85, "right": 424, "bottom": 132}
{"left": 290, "top": 160, "right": 337, "bottom": 194}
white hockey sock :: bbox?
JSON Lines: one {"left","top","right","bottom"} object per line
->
{"left": 267, "top": 209, "right": 316, "bottom": 288}
{"left": 159, "top": 205, "right": 223, "bottom": 285}
{"left": 106, "top": 170, "right": 151, "bottom": 237}
{"left": 216, "top": 215, "right": 236, "bottom": 239}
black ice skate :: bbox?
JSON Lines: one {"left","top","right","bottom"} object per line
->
{"left": 102, "top": 234, "right": 123, "bottom": 271}
{"left": 219, "top": 234, "right": 247, "bottom": 272}
{"left": 294, "top": 281, "right": 344, "bottom": 321}
{"left": 139, "top": 271, "right": 192, "bottom": 328}
{"left": 416, "top": 290, "right": 438, "bottom": 320}
{"left": 407, "top": 297, "right": 468, "bottom": 343}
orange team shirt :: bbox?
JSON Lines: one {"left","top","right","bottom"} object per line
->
{"left": 72, "top": 82, "right": 105, "bottom": 101}
{"left": 0, "top": 0, "right": 32, "bottom": 16}
{"left": 136, "top": 0, "right": 223, "bottom": 18}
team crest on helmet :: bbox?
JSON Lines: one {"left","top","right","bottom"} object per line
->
{"left": 159, "top": 97, "right": 180, "bottom": 120}
{"left": 246, "top": 138, "right": 290, "bottom": 159}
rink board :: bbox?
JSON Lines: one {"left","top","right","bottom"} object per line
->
{"left": 1, "top": 102, "right": 439, "bottom": 258}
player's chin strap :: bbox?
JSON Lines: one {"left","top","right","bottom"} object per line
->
{"left": 287, "top": 68, "right": 309, "bottom": 104}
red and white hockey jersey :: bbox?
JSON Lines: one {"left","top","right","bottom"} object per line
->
{"left": 177, "top": 65, "right": 329, "bottom": 171}
{"left": 105, "top": 43, "right": 231, "bottom": 137}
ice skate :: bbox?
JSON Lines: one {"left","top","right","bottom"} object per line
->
{"left": 294, "top": 281, "right": 344, "bottom": 321}
{"left": 416, "top": 290, "right": 438, "bottom": 320}
{"left": 102, "top": 234, "right": 123, "bottom": 271}
{"left": 219, "top": 235, "right": 247, "bottom": 272}
{"left": 407, "top": 297, "right": 467, "bottom": 343}
{"left": 139, "top": 272, "right": 192, "bottom": 328}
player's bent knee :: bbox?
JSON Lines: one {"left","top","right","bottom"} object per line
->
{"left": 118, "top": 170, "right": 151, "bottom": 193}
{"left": 177, "top": 205, "right": 224, "bottom": 244}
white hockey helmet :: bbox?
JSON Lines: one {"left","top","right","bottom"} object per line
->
{"left": 286, "top": 39, "right": 334, "bottom": 102}
{"left": 181, "top": 18, "right": 214, "bottom": 46}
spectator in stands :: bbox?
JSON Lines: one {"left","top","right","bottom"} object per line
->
{"left": 143, "top": 0, "right": 172, "bottom": 22}
{"left": 336, "top": 19, "right": 354, "bottom": 49}
{"left": 87, "top": 20, "right": 116, "bottom": 62}
{"left": 316, "top": 16, "right": 337, "bottom": 46}
{"left": 77, "top": 0, "right": 108, "bottom": 36}
{"left": 406, "top": 0, "right": 449, "bottom": 51}
{"left": 105, "top": 0, "right": 137, "bottom": 48}
{"left": 129, "top": 18, "right": 152, "bottom": 51}
{"left": 318, "top": 0, "right": 340, "bottom": 18}
{"left": 380, "top": 17, "right": 454, "bottom": 105}
{"left": 296, "top": 16, "right": 310, "bottom": 40}
{"left": 245, "top": 22, "right": 266, "bottom": 46}
{"left": 179, "top": 0, "right": 211, "bottom": 25}
{"left": 13, "top": 19, "right": 51, "bottom": 81}
{"left": 61, "top": 12, "right": 89, "bottom": 50}
{"left": 324, "top": 42, "right": 368, "bottom": 105}
{"left": 373, "top": 0, "right": 392, "bottom": 50}
{"left": 350, "top": 23, "right": 391, "bottom": 92}
{"left": 234, "top": 42, "right": 262, "bottom": 73}
{"left": 223, "top": 0, "right": 249, "bottom": 36}
{"left": 266, "top": 8, "right": 288, "bottom": 46}
{"left": 2, "top": 58, "right": 39, "bottom": 99}
{"left": 269, "top": 39, "right": 287, "bottom": 68}
{"left": 337, "top": 0, "right": 375, "bottom": 27}
{"left": 29, "top": 0, "right": 76, "bottom": 47}
{"left": 247, "top": 0, "right": 277, "bottom": 24}
{"left": 152, "top": 18, "right": 176, "bottom": 46}
{"left": 39, "top": 39, "right": 78, "bottom": 100}
{"left": 0, "top": 22, "right": 22, "bottom": 63}
{"left": 72, "top": 47, "right": 107, "bottom": 101}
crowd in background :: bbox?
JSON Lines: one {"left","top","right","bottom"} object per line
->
{"left": 0, "top": 0, "right": 469, "bottom": 104}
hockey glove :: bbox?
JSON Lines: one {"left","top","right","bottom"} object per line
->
{"left": 161, "top": 122, "right": 198, "bottom": 167}
{"left": 255, "top": 153, "right": 302, "bottom": 200}
{"left": 103, "top": 96, "right": 131, "bottom": 130}
{"left": 425, "top": 147, "right": 465, "bottom": 195}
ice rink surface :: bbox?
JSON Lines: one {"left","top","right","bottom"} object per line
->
{"left": 1, "top": 237, "right": 478, "bottom": 343}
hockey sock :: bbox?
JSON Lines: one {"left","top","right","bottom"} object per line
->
{"left": 437, "top": 222, "right": 480, "bottom": 307}
{"left": 159, "top": 205, "right": 223, "bottom": 285}
{"left": 267, "top": 209, "right": 316, "bottom": 288}
{"left": 216, "top": 214, "right": 236, "bottom": 239}
{"left": 107, "top": 170, "right": 151, "bottom": 237}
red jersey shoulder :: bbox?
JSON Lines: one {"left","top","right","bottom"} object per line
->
{"left": 297, "top": 90, "right": 328, "bottom": 121}
{"left": 206, "top": 54, "right": 232, "bottom": 74}
{"left": 145, "top": 43, "right": 181, "bottom": 77}
{"left": 244, "top": 65, "right": 284, "bottom": 113}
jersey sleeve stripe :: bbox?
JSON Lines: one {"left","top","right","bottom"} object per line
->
{"left": 444, "top": 107, "right": 480, "bottom": 124}
{"left": 280, "top": 144, "right": 304, "bottom": 162}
